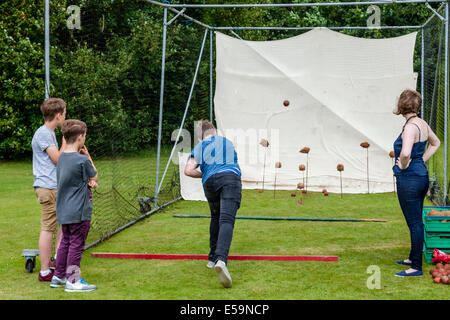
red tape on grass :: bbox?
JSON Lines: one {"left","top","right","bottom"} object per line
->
{"left": 91, "top": 252, "right": 338, "bottom": 262}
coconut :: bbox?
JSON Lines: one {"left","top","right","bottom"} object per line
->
{"left": 299, "top": 164, "right": 306, "bottom": 171}
{"left": 299, "top": 147, "right": 310, "bottom": 154}
{"left": 360, "top": 142, "right": 370, "bottom": 148}
{"left": 275, "top": 161, "right": 282, "bottom": 169}
{"left": 427, "top": 209, "right": 440, "bottom": 216}
{"left": 283, "top": 100, "right": 290, "bottom": 107}
{"left": 337, "top": 164, "right": 344, "bottom": 172}
{"left": 260, "top": 139, "right": 270, "bottom": 148}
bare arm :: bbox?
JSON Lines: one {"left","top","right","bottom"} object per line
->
{"left": 396, "top": 124, "right": 415, "bottom": 170}
{"left": 45, "top": 137, "right": 67, "bottom": 165}
{"left": 79, "top": 145, "right": 98, "bottom": 184}
{"left": 423, "top": 125, "right": 441, "bottom": 163}
{"left": 184, "top": 157, "right": 202, "bottom": 178}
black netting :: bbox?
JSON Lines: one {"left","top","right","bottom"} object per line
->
{"left": 49, "top": 1, "right": 214, "bottom": 246}
{"left": 423, "top": 12, "right": 448, "bottom": 204}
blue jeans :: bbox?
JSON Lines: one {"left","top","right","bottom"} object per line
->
{"left": 203, "top": 172, "right": 242, "bottom": 264}
{"left": 396, "top": 175, "right": 429, "bottom": 271}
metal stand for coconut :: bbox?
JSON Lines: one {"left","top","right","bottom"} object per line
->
{"left": 274, "top": 161, "right": 282, "bottom": 198}
{"left": 360, "top": 142, "right": 370, "bottom": 194}
{"left": 300, "top": 147, "right": 310, "bottom": 193}
{"left": 297, "top": 182, "right": 304, "bottom": 205}
{"left": 337, "top": 164, "right": 344, "bottom": 199}
{"left": 259, "top": 139, "right": 270, "bottom": 193}
{"left": 299, "top": 164, "right": 306, "bottom": 188}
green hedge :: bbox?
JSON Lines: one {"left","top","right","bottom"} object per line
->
{"left": 0, "top": 0, "right": 432, "bottom": 159}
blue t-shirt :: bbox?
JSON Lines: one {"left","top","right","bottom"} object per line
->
{"left": 189, "top": 136, "right": 241, "bottom": 184}
{"left": 32, "top": 125, "right": 58, "bottom": 189}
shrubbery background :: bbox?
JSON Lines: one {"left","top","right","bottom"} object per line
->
{"left": 0, "top": 0, "right": 430, "bottom": 159}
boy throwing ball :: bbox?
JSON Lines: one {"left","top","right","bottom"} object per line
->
{"left": 184, "top": 120, "right": 242, "bottom": 288}
{"left": 50, "top": 119, "right": 98, "bottom": 292}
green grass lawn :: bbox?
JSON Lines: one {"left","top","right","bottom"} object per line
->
{"left": 1, "top": 154, "right": 448, "bottom": 300}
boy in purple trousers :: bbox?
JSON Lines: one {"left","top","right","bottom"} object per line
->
{"left": 50, "top": 119, "right": 98, "bottom": 292}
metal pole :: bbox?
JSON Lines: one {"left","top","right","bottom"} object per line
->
{"left": 422, "top": 3, "right": 446, "bottom": 28}
{"left": 157, "top": 28, "right": 209, "bottom": 194}
{"left": 426, "top": 2, "right": 445, "bottom": 21}
{"left": 444, "top": 2, "right": 449, "bottom": 204}
{"left": 230, "top": 30, "right": 243, "bottom": 40}
{"left": 421, "top": 27, "right": 425, "bottom": 119}
{"left": 144, "top": 0, "right": 212, "bottom": 30}
{"left": 214, "top": 25, "right": 422, "bottom": 31}
{"left": 165, "top": 0, "right": 445, "bottom": 8}
{"left": 210, "top": 29, "right": 213, "bottom": 123}
{"left": 166, "top": 8, "right": 186, "bottom": 26}
{"left": 45, "top": 0, "right": 50, "bottom": 99}
{"left": 155, "top": 8, "right": 167, "bottom": 207}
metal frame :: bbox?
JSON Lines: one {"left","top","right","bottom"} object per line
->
{"left": 44, "top": 0, "right": 450, "bottom": 204}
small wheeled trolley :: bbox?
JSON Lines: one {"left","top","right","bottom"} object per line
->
{"left": 21, "top": 249, "right": 40, "bottom": 273}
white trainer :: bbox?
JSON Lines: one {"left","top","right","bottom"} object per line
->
{"left": 206, "top": 261, "right": 215, "bottom": 269}
{"left": 214, "top": 260, "right": 232, "bottom": 288}
{"left": 50, "top": 275, "right": 67, "bottom": 288}
{"left": 65, "top": 278, "right": 97, "bottom": 292}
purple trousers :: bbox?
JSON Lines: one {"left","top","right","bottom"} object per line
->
{"left": 54, "top": 221, "right": 91, "bottom": 282}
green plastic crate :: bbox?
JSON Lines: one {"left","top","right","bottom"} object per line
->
{"left": 424, "top": 245, "right": 450, "bottom": 264}
{"left": 424, "top": 232, "right": 450, "bottom": 249}
{"left": 423, "top": 207, "right": 450, "bottom": 232}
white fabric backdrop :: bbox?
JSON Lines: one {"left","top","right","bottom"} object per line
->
{"left": 180, "top": 28, "right": 418, "bottom": 200}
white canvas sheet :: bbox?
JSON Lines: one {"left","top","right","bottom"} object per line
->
{"left": 213, "top": 28, "right": 418, "bottom": 194}
{"left": 179, "top": 28, "right": 419, "bottom": 200}
{"left": 178, "top": 152, "right": 207, "bottom": 201}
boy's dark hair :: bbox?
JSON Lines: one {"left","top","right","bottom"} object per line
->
{"left": 394, "top": 89, "right": 422, "bottom": 116}
{"left": 40, "top": 98, "right": 66, "bottom": 121}
{"left": 61, "top": 119, "right": 87, "bottom": 144}
{"left": 196, "top": 120, "right": 216, "bottom": 139}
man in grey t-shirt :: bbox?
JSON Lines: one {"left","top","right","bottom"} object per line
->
{"left": 31, "top": 98, "right": 66, "bottom": 281}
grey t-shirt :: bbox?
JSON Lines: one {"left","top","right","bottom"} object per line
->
{"left": 32, "top": 125, "right": 58, "bottom": 189}
{"left": 56, "top": 152, "right": 97, "bottom": 225}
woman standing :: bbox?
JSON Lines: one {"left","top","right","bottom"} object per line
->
{"left": 393, "top": 89, "right": 440, "bottom": 277}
